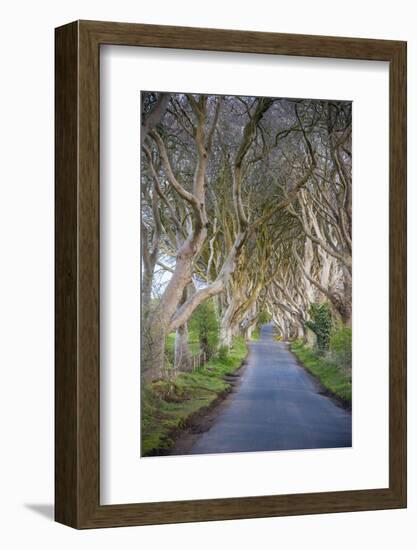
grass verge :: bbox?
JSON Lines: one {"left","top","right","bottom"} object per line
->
{"left": 290, "top": 340, "right": 352, "bottom": 406}
{"left": 141, "top": 336, "right": 247, "bottom": 456}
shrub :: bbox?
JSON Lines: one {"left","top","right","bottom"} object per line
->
{"left": 217, "top": 345, "right": 229, "bottom": 361}
{"left": 305, "top": 302, "right": 332, "bottom": 353}
{"left": 329, "top": 325, "right": 352, "bottom": 372}
{"left": 189, "top": 299, "right": 219, "bottom": 359}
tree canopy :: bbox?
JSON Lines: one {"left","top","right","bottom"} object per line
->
{"left": 141, "top": 92, "right": 352, "bottom": 381}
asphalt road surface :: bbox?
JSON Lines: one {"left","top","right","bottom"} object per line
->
{"left": 176, "top": 323, "right": 351, "bottom": 455}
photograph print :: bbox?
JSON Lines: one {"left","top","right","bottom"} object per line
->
{"left": 140, "top": 91, "right": 352, "bottom": 457}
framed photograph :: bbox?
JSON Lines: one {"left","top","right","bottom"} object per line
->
{"left": 55, "top": 20, "right": 406, "bottom": 528}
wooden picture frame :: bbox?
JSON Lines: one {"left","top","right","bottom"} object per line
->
{"left": 55, "top": 20, "right": 407, "bottom": 529}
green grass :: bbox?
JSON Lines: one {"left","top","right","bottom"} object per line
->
{"left": 141, "top": 336, "right": 247, "bottom": 456}
{"left": 290, "top": 340, "right": 352, "bottom": 405}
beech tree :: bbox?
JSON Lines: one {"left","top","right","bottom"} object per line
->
{"left": 141, "top": 93, "right": 351, "bottom": 380}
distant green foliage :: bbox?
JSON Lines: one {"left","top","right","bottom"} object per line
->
{"left": 250, "top": 310, "right": 270, "bottom": 341}
{"left": 251, "top": 326, "right": 260, "bottom": 341}
{"left": 306, "top": 302, "right": 332, "bottom": 352}
{"left": 189, "top": 299, "right": 219, "bottom": 359}
{"left": 258, "top": 310, "right": 271, "bottom": 325}
{"left": 329, "top": 325, "right": 352, "bottom": 371}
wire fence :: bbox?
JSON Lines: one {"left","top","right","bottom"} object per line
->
{"left": 158, "top": 350, "right": 208, "bottom": 381}
{"left": 191, "top": 350, "right": 207, "bottom": 372}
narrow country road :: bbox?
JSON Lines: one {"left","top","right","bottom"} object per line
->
{"left": 172, "top": 323, "right": 351, "bottom": 455}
